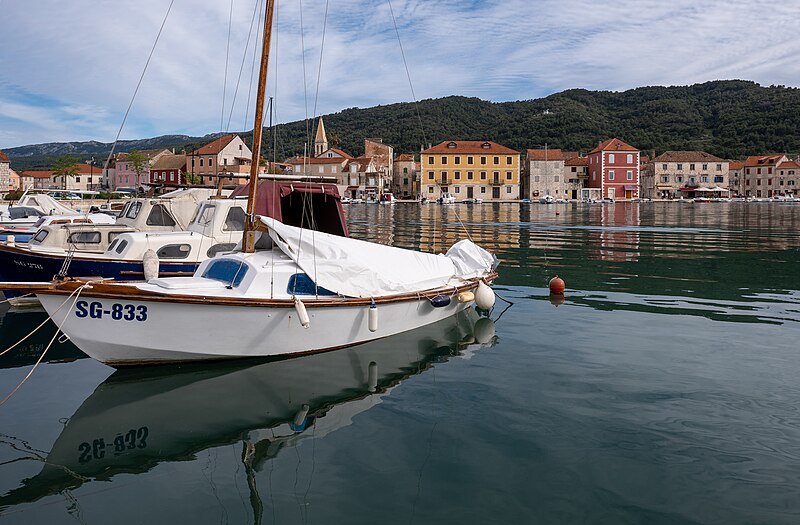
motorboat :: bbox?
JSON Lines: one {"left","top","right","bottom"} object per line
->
{"left": 538, "top": 194, "right": 555, "bottom": 204}
{"left": 0, "top": 193, "right": 80, "bottom": 229}
{"left": 0, "top": 213, "right": 116, "bottom": 243}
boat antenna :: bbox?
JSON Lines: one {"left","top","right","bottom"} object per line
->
{"left": 243, "top": 0, "right": 276, "bottom": 253}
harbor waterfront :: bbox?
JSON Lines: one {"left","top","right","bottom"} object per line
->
{"left": 2, "top": 201, "right": 800, "bottom": 524}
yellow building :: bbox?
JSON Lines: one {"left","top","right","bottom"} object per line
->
{"left": 420, "top": 141, "right": 520, "bottom": 201}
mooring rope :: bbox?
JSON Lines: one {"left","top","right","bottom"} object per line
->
{"left": 0, "top": 283, "right": 95, "bottom": 407}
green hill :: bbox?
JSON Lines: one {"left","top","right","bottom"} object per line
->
{"left": 7, "top": 80, "right": 800, "bottom": 170}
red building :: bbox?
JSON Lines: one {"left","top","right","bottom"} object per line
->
{"left": 586, "top": 138, "right": 640, "bottom": 200}
{"left": 150, "top": 154, "right": 187, "bottom": 185}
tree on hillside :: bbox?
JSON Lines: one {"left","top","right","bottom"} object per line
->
{"left": 127, "top": 150, "right": 149, "bottom": 186}
{"left": 52, "top": 154, "right": 80, "bottom": 190}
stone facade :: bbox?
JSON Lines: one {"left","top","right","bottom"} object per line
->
{"left": 187, "top": 135, "right": 252, "bottom": 186}
{"left": 649, "top": 151, "right": 729, "bottom": 199}
{"left": 742, "top": 155, "right": 793, "bottom": 197}
{"left": 0, "top": 150, "right": 11, "bottom": 192}
{"left": 392, "top": 154, "right": 417, "bottom": 198}
{"left": 526, "top": 149, "right": 580, "bottom": 200}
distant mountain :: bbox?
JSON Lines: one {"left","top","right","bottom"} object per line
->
{"left": 6, "top": 80, "right": 800, "bottom": 170}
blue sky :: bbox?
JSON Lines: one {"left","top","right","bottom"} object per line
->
{"left": 0, "top": 0, "right": 798, "bottom": 149}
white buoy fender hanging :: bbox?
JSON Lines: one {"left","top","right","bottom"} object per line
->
{"left": 142, "top": 249, "right": 159, "bottom": 281}
{"left": 475, "top": 281, "right": 496, "bottom": 310}
{"left": 368, "top": 361, "right": 378, "bottom": 392}
{"left": 6, "top": 235, "right": 15, "bottom": 247}
{"left": 368, "top": 303, "right": 378, "bottom": 332}
{"left": 295, "top": 298, "right": 310, "bottom": 328}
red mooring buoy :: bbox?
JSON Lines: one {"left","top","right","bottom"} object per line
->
{"left": 549, "top": 275, "right": 565, "bottom": 295}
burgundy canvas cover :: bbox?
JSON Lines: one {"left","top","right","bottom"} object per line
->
{"left": 231, "top": 181, "right": 349, "bottom": 237}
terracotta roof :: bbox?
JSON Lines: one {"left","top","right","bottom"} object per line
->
{"left": 288, "top": 156, "right": 348, "bottom": 165}
{"left": 328, "top": 148, "right": 353, "bottom": 159}
{"left": 743, "top": 154, "right": 785, "bottom": 167}
{"left": 652, "top": 151, "right": 727, "bottom": 163}
{"left": 728, "top": 160, "right": 744, "bottom": 170}
{"left": 192, "top": 134, "right": 238, "bottom": 155}
{"left": 589, "top": 138, "right": 638, "bottom": 153}
{"left": 778, "top": 161, "right": 800, "bottom": 169}
{"left": 151, "top": 154, "right": 187, "bottom": 171}
{"left": 20, "top": 170, "right": 55, "bottom": 179}
{"left": 0, "top": 150, "right": 8, "bottom": 162}
{"left": 422, "top": 141, "right": 519, "bottom": 155}
{"left": 526, "top": 149, "right": 578, "bottom": 161}
{"left": 396, "top": 154, "right": 415, "bottom": 162}
{"left": 348, "top": 156, "right": 374, "bottom": 172}
{"left": 564, "top": 156, "right": 588, "bottom": 166}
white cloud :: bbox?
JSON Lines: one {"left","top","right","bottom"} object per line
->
{"left": 0, "top": 0, "right": 798, "bottom": 148}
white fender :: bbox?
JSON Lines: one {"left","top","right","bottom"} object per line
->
{"left": 293, "top": 404, "right": 310, "bottom": 427}
{"left": 294, "top": 298, "right": 310, "bottom": 328}
{"left": 368, "top": 303, "right": 378, "bottom": 332}
{"left": 142, "top": 249, "right": 159, "bottom": 281}
{"left": 474, "top": 282, "right": 495, "bottom": 310}
{"left": 6, "top": 235, "right": 14, "bottom": 247}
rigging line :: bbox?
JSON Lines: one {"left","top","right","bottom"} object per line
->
{"left": 386, "top": 0, "right": 427, "bottom": 148}
{"left": 220, "top": 0, "right": 235, "bottom": 134}
{"left": 310, "top": 0, "right": 330, "bottom": 121}
{"left": 298, "top": 0, "right": 311, "bottom": 148}
{"left": 100, "top": 0, "right": 175, "bottom": 175}
{"left": 0, "top": 284, "right": 90, "bottom": 407}
{"left": 225, "top": 0, "right": 263, "bottom": 133}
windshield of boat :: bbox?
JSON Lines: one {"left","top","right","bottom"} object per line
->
{"left": 222, "top": 206, "right": 246, "bottom": 231}
{"left": 126, "top": 201, "right": 142, "bottom": 219}
{"left": 191, "top": 203, "right": 216, "bottom": 227}
{"left": 9, "top": 207, "right": 44, "bottom": 220}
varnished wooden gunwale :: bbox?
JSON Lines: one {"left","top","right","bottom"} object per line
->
{"left": 23, "top": 272, "right": 498, "bottom": 308}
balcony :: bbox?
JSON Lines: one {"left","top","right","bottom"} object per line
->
{"left": 490, "top": 178, "right": 503, "bottom": 186}
{"left": 440, "top": 178, "right": 449, "bottom": 185}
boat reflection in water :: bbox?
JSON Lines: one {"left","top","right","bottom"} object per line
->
{"left": 0, "top": 307, "right": 86, "bottom": 369}
{"left": 0, "top": 308, "right": 495, "bottom": 515}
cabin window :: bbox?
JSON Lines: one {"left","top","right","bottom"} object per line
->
{"left": 126, "top": 201, "right": 142, "bottom": 219}
{"left": 223, "top": 207, "right": 246, "bottom": 231}
{"left": 31, "top": 229, "right": 49, "bottom": 243}
{"left": 207, "top": 243, "right": 238, "bottom": 257}
{"left": 115, "top": 240, "right": 129, "bottom": 254}
{"left": 9, "top": 207, "right": 43, "bottom": 220}
{"left": 287, "top": 273, "right": 336, "bottom": 296}
{"left": 146, "top": 204, "right": 177, "bottom": 226}
{"left": 69, "top": 231, "right": 101, "bottom": 244}
{"left": 157, "top": 244, "right": 192, "bottom": 259}
{"left": 203, "top": 259, "right": 249, "bottom": 287}
{"left": 108, "top": 239, "right": 119, "bottom": 252}
{"left": 108, "top": 231, "right": 127, "bottom": 243}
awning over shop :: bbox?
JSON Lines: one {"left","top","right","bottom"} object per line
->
{"left": 623, "top": 185, "right": 638, "bottom": 191}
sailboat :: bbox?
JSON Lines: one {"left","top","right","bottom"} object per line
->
{"left": 1, "top": 0, "right": 499, "bottom": 366}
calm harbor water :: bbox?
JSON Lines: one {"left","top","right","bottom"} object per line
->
{"left": 2, "top": 202, "right": 800, "bottom": 524}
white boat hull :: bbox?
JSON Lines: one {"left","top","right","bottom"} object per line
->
{"left": 39, "top": 292, "right": 474, "bottom": 366}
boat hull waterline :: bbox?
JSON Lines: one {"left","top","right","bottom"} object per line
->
{"left": 37, "top": 281, "right": 485, "bottom": 366}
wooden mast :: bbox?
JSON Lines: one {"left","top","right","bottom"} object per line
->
{"left": 243, "top": 0, "right": 276, "bottom": 253}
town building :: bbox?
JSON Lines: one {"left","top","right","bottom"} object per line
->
{"left": 648, "top": 151, "right": 729, "bottom": 199}
{"left": 742, "top": 155, "right": 789, "bottom": 198}
{"left": 0, "top": 150, "right": 12, "bottom": 193}
{"left": 393, "top": 154, "right": 417, "bottom": 198}
{"left": 115, "top": 149, "right": 171, "bottom": 190}
{"left": 364, "top": 138, "right": 393, "bottom": 194}
{"left": 775, "top": 160, "right": 800, "bottom": 196}
{"left": 728, "top": 160, "right": 744, "bottom": 195}
{"left": 526, "top": 148, "right": 580, "bottom": 200}
{"left": 187, "top": 135, "right": 252, "bottom": 186}
{"left": 585, "top": 138, "right": 640, "bottom": 201}
{"left": 8, "top": 169, "right": 20, "bottom": 192}
{"left": 421, "top": 141, "right": 520, "bottom": 201}
{"left": 564, "top": 156, "right": 588, "bottom": 198}
{"left": 150, "top": 154, "right": 188, "bottom": 186}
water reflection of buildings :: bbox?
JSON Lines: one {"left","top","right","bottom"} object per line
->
{"left": 415, "top": 204, "right": 522, "bottom": 254}
{"left": 595, "top": 203, "right": 641, "bottom": 262}
{"left": 0, "top": 311, "right": 495, "bottom": 522}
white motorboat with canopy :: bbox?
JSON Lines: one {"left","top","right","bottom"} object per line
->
{"left": 2, "top": 0, "right": 500, "bottom": 366}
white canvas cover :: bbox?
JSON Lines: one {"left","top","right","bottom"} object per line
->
{"left": 262, "top": 218, "right": 495, "bottom": 298}
{"left": 19, "top": 194, "right": 77, "bottom": 215}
